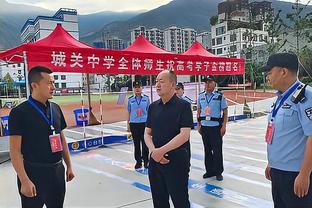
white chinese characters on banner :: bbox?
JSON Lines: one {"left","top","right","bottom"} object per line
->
{"left": 49, "top": 51, "right": 241, "bottom": 74}
{"left": 119, "top": 57, "right": 129, "bottom": 70}
{"left": 156, "top": 60, "right": 164, "bottom": 71}
{"left": 144, "top": 59, "right": 153, "bottom": 70}
{"left": 70, "top": 52, "right": 83, "bottom": 68}
{"left": 132, "top": 58, "right": 141, "bottom": 70}
{"left": 103, "top": 56, "right": 115, "bottom": 69}
{"left": 51, "top": 51, "right": 66, "bottom": 67}
{"left": 88, "top": 54, "right": 100, "bottom": 69}
{"left": 166, "top": 60, "right": 175, "bottom": 71}
{"left": 176, "top": 61, "right": 185, "bottom": 71}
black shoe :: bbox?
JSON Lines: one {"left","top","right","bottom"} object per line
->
{"left": 143, "top": 161, "right": 149, "bottom": 169}
{"left": 134, "top": 162, "right": 142, "bottom": 169}
{"left": 203, "top": 172, "right": 215, "bottom": 179}
{"left": 216, "top": 175, "right": 223, "bottom": 181}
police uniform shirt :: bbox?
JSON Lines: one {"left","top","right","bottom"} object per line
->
{"left": 181, "top": 95, "right": 193, "bottom": 105}
{"left": 9, "top": 97, "right": 67, "bottom": 163}
{"left": 128, "top": 94, "right": 150, "bottom": 123}
{"left": 197, "top": 91, "right": 228, "bottom": 127}
{"left": 146, "top": 95, "right": 193, "bottom": 149}
{"left": 268, "top": 81, "right": 312, "bottom": 172}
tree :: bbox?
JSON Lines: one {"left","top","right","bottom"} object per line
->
{"left": 284, "top": 0, "right": 312, "bottom": 54}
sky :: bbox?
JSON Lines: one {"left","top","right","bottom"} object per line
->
{"left": 6, "top": 0, "right": 312, "bottom": 15}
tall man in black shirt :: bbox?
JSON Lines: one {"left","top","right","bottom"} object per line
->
{"left": 144, "top": 70, "right": 193, "bottom": 208}
{"left": 9, "top": 66, "right": 74, "bottom": 208}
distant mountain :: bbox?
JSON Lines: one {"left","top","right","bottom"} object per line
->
{"left": 0, "top": 0, "right": 141, "bottom": 49}
{"left": 81, "top": 0, "right": 312, "bottom": 45}
{"left": 79, "top": 11, "right": 142, "bottom": 37}
{"left": 1, "top": 0, "right": 311, "bottom": 50}
{"left": 0, "top": 0, "right": 53, "bottom": 49}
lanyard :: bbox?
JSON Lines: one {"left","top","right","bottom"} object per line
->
{"left": 205, "top": 93, "right": 214, "bottom": 106}
{"left": 28, "top": 96, "right": 54, "bottom": 132}
{"left": 271, "top": 82, "right": 300, "bottom": 120}
{"left": 135, "top": 95, "right": 142, "bottom": 106}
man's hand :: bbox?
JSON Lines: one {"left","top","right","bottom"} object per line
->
{"left": 294, "top": 173, "right": 310, "bottom": 198}
{"left": 220, "top": 125, "right": 226, "bottom": 137}
{"left": 151, "top": 148, "right": 169, "bottom": 164}
{"left": 20, "top": 179, "right": 37, "bottom": 197}
{"left": 265, "top": 165, "right": 271, "bottom": 181}
{"left": 66, "top": 167, "right": 75, "bottom": 182}
{"left": 127, "top": 123, "right": 130, "bottom": 132}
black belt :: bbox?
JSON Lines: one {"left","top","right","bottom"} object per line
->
{"left": 24, "top": 160, "right": 62, "bottom": 168}
{"left": 198, "top": 116, "right": 222, "bottom": 122}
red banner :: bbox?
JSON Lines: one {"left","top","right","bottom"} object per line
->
{"left": 26, "top": 47, "right": 244, "bottom": 75}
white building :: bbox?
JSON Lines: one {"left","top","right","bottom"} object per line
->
{"left": 20, "top": 8, "right": 82, "bottom": 90}
{"left": 163, "top": 26, "right": 197, "bottom": 53}
{"left": 130, "top": 26, "right": 197, "bottom": 53}
{"left": 106, "top": 37, "right": 125, "bottom": 50}
{"left": 130, "top": 26, "right": 164, "bottom": 49}
{"left": 182, "top": 28, "right": 197, "bottom": 52}
{"left": 0, "top": 63, "right": 25, "bottom": 82}
{"left": 211, "top": 0, "right": 273, "bottom": 58}
{"left": 146, "top": 28, "right": 164, "bottom": 49}
{"left": 196, "top": 32, "right": 212, "bottom": 51}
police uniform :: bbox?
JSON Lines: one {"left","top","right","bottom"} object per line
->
{"left": 267, "top": 81, "right": 312, "bottom": 207}
{"left": 9, "top": 96, "right": 67, "bottom": 208}
{"left": 181, "top": 95, "right": 193, "bottom": 105}
{"left": 128, "top": 92, "right": 150, "bottom": 168}
{"left": 263, "top": 52, "right": 312, "bottom": 208}
{"left": 197, "top": 87, "right": 228, "bottom": 179}
{"left": 146, "top": 95, "right": 193, "bottom": 208}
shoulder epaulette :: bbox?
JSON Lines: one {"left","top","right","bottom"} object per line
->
{"left": 128, "top": 95, "right": 134, "bottom": 99}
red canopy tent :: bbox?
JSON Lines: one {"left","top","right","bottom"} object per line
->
{"left": 183, "top": 41, "right": 219, "bottom": 57}
{"left": 125, "top": 35, "right": 171, "bottom": 54}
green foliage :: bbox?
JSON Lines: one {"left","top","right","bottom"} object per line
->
{"left": 210, "top": 15, "right": 218, "bottom": 26}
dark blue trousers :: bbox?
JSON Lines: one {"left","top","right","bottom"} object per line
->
{"left": 270, "top": 168, "right": 312, "bottom": 208}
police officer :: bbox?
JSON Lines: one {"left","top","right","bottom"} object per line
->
{"left": 145, "top": 70, "right": 193, "bottom": 208}
{"left": 9, "top": 66, "right": 74, "bottom": 208}
{"left": 197, "top": 75, "right": 228, "bottom": 181}
{"left": 127, "top": 80, "right": 150, "bottom": 169}
{"left": 175, "top": 82, "right": 193, "bottom": 105}
{"left": 263, "top": 52, "right": 312, "bottom": 208}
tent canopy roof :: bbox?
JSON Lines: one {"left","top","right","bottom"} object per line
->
{"left": 29, "top": 24, "right": 91, "bottom": 48}
{"left": 125, "top": 35, "right": 171, "bottom": 54}
{"left": 183, "top": 41, "right": 219, "bottom": 57}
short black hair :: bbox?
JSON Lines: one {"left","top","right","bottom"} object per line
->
{"left": 28, "top": 66, "right": 52, "bottom": 88}
{"left": 168, "top": 70, "right": 177, "bottom": 84}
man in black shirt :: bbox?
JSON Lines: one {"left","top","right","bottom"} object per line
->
{"left": 144, "top": 70, "right": 193, "bottom": 208}
{"left": 9, "top": 66, "right": 74, "bottom": 208}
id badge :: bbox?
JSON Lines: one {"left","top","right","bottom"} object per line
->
{"left": 137, "top": 108, "right": 142, "bottom": 117}
{"left": 265, "top": 122, "right": 275, "bottom": 144}
{"left": 205, "top": 107, "right": 211, "bottom": 116}
{"left": 49, "top": 134, "right": 63, "bottom": 153}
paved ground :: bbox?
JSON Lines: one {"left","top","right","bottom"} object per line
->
{"left": 0, "top": 115, "right": 273, "bottom": 208}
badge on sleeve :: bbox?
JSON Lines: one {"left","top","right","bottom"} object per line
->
{"left": 265, "top": 122, "right": 275, "bottom": 144}
{"left": 49, "top": 134, "right": 63, "bottom": 153}
{"left": 305, "top": 107, "right": 312, "bottom": 120}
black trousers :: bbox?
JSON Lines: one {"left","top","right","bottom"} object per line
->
{"left": 201, "top": 126, "right": 224, "bottom": 175}
{"left": 129, "top": 122, "right": 148, "bottom": 164}
{"left": 270, "top": 168, "right": 312, "bottom": 208}
{"left": 18, "top": 161, "right": 65, "bottom": 208}
{"left": 148, "top": 148, "right": 190, "bottom": 208}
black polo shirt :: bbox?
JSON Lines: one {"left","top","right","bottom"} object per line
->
{"left": 9, "top": 97, "right": 67, "bottom": 163}
{"left": 146, "top": 95, "right": 193, "bottom": 150}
